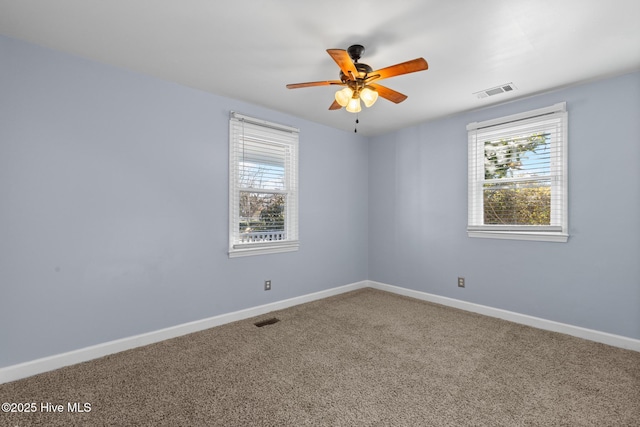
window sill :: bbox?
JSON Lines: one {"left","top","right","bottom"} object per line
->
{"left": 468, "top": 230, "right": 568, "bottom": 243}
{"left": 228, "top": 241, "right": 299, "bottom": 258}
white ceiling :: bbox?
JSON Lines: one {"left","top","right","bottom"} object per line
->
{"left": 1, "top": 0, "right": 639, "bottom": 136}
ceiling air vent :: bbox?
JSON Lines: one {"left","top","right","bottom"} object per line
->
{"left": 474, "top": 83, "right": 517, "bottom": 99}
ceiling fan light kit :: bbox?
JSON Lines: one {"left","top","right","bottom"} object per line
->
{"left": 334, "top": 79, "right": 378, "bottom": 112}
{"left": 286, "top": 44, "right": 428, "bottom": 115}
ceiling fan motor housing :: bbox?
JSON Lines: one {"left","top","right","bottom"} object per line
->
{"left": 340, "top": 63, "right": 373, "bottom": 82}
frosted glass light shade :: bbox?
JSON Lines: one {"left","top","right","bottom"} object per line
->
{"left": 360, "top": 86, "right": 379, "bottom": 108}
{"left": 335, "top": 87, "right": 353, "bottom": 107}
{"left": 346, "top": 97, "right": 362, "bottom": 113}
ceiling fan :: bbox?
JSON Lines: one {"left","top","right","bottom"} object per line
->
{"left": 286, "top": 44, "right": 428, "bottom": 113}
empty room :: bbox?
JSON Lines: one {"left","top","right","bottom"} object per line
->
{"left": 1, "top": 1, "right": 639, "bottom": 425}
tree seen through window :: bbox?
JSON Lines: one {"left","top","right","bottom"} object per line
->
{"left": 483, "top": 133, "right": 552, "bottom": 225}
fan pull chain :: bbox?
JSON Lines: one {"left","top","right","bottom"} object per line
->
{"left": 354, "top": 115, "right": 359, "bottom": 133}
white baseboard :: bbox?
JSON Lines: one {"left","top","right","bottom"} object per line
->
{"left": 367, "top": 280, "right": 640, "bottom": 352}
{"left": 0, "top": 281, "right": 368, "bottom": 384}
{"left": 3, "top": 279, "right": 637, "bottom": 384}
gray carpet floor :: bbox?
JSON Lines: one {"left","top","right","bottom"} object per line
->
{"left": 1, "top": 288, "right": 639, "bottom": 426}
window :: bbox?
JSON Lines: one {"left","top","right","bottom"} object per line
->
{"left": 467, "top": 103, "right": 568, "bottom": 242}
{"left": 229, "top": 112, "right": 299, "bottom": 257}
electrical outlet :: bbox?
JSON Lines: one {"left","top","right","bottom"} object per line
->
{"left": 458, "top": 277, "right": 465, "bottom": 288}
{"left": 264, "top": 280, "right": 271, "bottom": 291}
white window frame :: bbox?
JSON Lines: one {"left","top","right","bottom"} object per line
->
{"left": 229, "top": 112, "right": 299, "bottom": 257}
{"left": 467, "top": 103, "right": 568, "bottom": 242}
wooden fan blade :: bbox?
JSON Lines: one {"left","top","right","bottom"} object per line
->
{"left": 329, "top": 100, "right": 342, "bottom": 110}
{"left": 286, "top": 80, "right": 343, "bottom": 89}
{"left": 368, "top": 58, "right": 428, "bottom": 82}
{"left": 369, "top": 83, "right": 408, "bottom": 104}
{"left": 327, "top": 49, "right": 358, "bottom": 80}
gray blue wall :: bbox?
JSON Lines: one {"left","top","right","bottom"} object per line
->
{"left": 369, "top": 71, "right": 640, "bottom": 340}
{"left": 0, "top": 36, "right": 369, "bottom": 367}
{"left": 2, "top": 34, "right": 638, "bottom": 368}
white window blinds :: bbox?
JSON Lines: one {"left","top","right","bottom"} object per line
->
{"left": 229, "top": 112, "right": 299, "bottom": 257}
{"left": 467, "top": 103, "right": 568, "bottom": 242}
